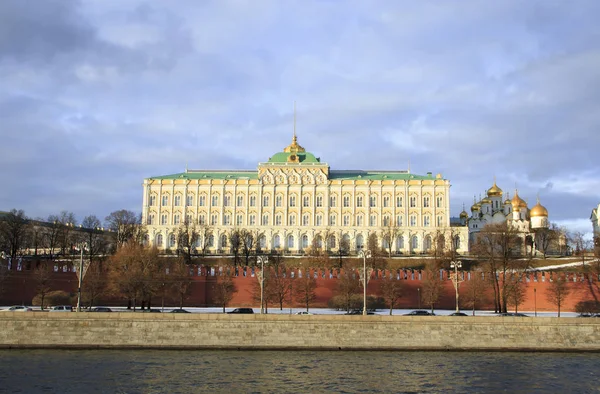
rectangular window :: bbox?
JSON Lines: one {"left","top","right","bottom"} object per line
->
{"left": 162, "top": 195, "right": 168, "bottom": 206}
{"left": 212, "top": 195, "right": 218, "bottom": 206}
{"left": 276, "top": 196, "right": 282, "bottom": 207}
{"left": 224, "top": 196, "right": 231, "bottom": 206}
{"left": 437, "top": 216, "right": 443, "bottom": 227}
{"left": 237, "top": 196, "right": 243, "bottom": 207}
{"left": 436, "top": 196, "right": 443, "bottom": 208}
{"left": 410, "top": 197, "right": 416, "bottom": 208}
{"left": 174, "top": 196, "right": 181, "bottom": 206}
{"left": 357, "top": 196, "right": 363, "bottom": 207}
{"left": 330, "top": 196, "right": 336, "bottom": 207}
{"left": 410, "top": 216, "right": 416, "bottom": 226}
{"left": 262, "top": 215, "right": 269, "bottom": 226}
{"left": 343, "top": 196, "right": 350, "bottom": 207}
{"left": 316, "top": 215, "right": 322, "bottom": 226}
{"left": 343, "top": 215, "right": 350, "bottom": 226}
{"left": 396, "top": 216, "right": 403, "bottom": 226}
{"left": 186, "top": 195, "right": 193, "bottom": 206}
{"left": 149, "top": 195, "right": 156, "bottom": 206}
{"left": 173, "top": 214, "right": 180, "bottom": 225}
{"left": 275, "top": 215, "right": 282, "bottom": 226}
{"left": 396, "top": 196, "right": 403, "bottom": 208}
{"left": 289, "top": 196, "right": 296, "bottom": 207}
{"left": 161, "top": 214, "right": 167, "bottom": 225}
{"left": 250, "top": 195, "right": 256, "bottom": 207}
{"left": 302, "top": 215, "right": 309, "bottom": 226}
{"left": 424, "top": 216, "right": 430, "bottom": 226}
{"left": 383, "top": 196, "right": 390, "bottom": 208}
{"left": 370, "top": 196, "right": 376, "bottom": 207}
{"left": 147, "top": 215, "right": 153, "bottom": 225}
{"left": 263, "top": 196, "right": 269, "bottom": 207}
{"left": 289, "top": 215, "right": 296, "bottom": 226}
{"left": 211, "top": 214, "right": 217, "bottom": 225}
{"left": 303, "top": 196, "right": 310, "bottom": 207}
{"left": 185, "top": 214, "right": 192, "bottom": 224}
{"left": 316, "top": 196, "right": 323, "bottom": 207}
{"left": 236, "top": 215, "right": 243, "bottom": 226}
{"left": 249, "top": 215, "right": 256, "bottom": 226}
{"left": 330, "top": 215, "right": 336, "bottom": 226}
{"left": 224, "top": 215, "right": 231, "bottom": 226}
{"left": 423, "top": 197, "right": 430, "bottom": 208}
{"left": 199, "top": 195, "right": 206, "bottom": 206}
{"left": 357, "top": 216, "right": 363, "bottom": 226}
{"left": 199, "top": 215, "right": 206, "bottom": 225}
{"left": 370, "top": 215, "right": 376, "bottom": 226}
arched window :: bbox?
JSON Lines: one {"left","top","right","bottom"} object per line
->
{"left": 424, "top": 236, "right": 432, "bottom": 251}
{"left": 411, "top": 236, "right": 418, "bottom": 251}
{"left": 220, "top": 234, "right": 227, "bottom": 248}
{"left": 454, "top": 236, "right": 461, "bottom": 250}
{"left": 287, "top": 235, "right": 294, "bottom": 249}
{"left": 356, "top": 234, "right": 364, "bottom": 249}
{"left": 156, "top": 234, "right": 163, "bottom": 247}
{"left": 273, "top": 234, "right": 281, "bottom": 249}
{"left": 259, "top": 235, "right": 266, "bottom": 249}
{"left": 208, "top": 235, "right": 214, "bottom": 247}
{"left": 301, "top": 235, "right": 309, "bottom": 249}
{"left": 328, "top": 236, "right": 336, "bottom": 249}
{"left": 396, "top": 236, "right": 404, "bottom": 250}
{"left": 169, "top": 234, "right": 176, "bottom": 248}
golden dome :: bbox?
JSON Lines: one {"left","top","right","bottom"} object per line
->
{"left": 481, "top": 197, "right": 492, "bottom": 205}
{"left": 487, "top": 180, "right": 503, "bottom": 197}
{"left": 460, "top": 210, "right": 469, "bottom": 218}
{"left": 511, "top": 190, "right": 527, "bottom": 209}
{"left": 471, "top": 202, "right": 480, "bottom": 211}
{"left": 283, "top": 135, "right": 305, "bottom": 153}
{"left": 530, "top": 199, "right": 548, "bottom": 217}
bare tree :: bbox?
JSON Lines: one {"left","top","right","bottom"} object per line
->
{"left": 240, "top": 229, "right": 255, "bottom": 266}
{"left": 213, "top": 271, "right": 237, "bottom": 312}
{"left": 379, "top": 271, "right": 403, "bottom": 315}
{"left": 367, "top": 232, "right": 387, "bottom": 269}
{"left": 266, "top": 255, "right": 293, "bottom": 310}
{"left": 421, "top": 262, "right": 443, "bottom": 314}
{"left": 82, "top": 260, "right": 107, "bottom": 309}
{"left": 570, "top": 231, "right": 591, "bottom": 267}
{"left": 34, "top": 265, "right": 52, "bottom": 310}
{"left": 334, "top": 269, "right": 361, "bottom": 312}
{"left": 473, "top": 222, "right": 528, "bottom": 313}
{"left": 0, "top": 209, "right": 29, "bottom": 260}
{"left": 80, "top": 215, "right": 107, "bottom": 264}
{"left": 294, "top": 274, "right": 317, "bottom": 312}
{"left": 57, "top": 211, "right": 77, "bottom": 255}
{"left": 197, "top": 224, "right": 213, "bottom": 256}
{"left": 104, "top": 210, "right": 141, "bottom": 249}
{"left": 107, "top": 243, "right": 161, "bottom": 310}
{"left": 534, "top": 223, "right": 559, "bottom": 259}
{"left": 505, "top": 274, "right": 527, "bottom": 313}
{"left": 381, "top": 224, "right": 401, "bottom": 258}
{"left": 464, "top": 271, "right": 489, "bottom": 316}
{"left": 335, "top": 229, "right": 350, "bottom": 268}
{"left": 176, "top": 219, "right": 199, "bottom": 264}
{"left": 44, "top": 215, "right": 62, "bottom": 260}
{"left": 170, "top": 257, "right": 194, "bottom": 309}
{"left": 228, "top": 229, "right": 242, "bottom": 267}
{"left": 546, "top": 274, "right": 571, "bottom": 317}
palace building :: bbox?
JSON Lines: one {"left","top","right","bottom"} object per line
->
{"left": 142, "top": 133, "right": 468, "bottom": 255}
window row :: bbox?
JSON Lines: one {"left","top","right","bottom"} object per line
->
{"left": 147, "top": 213, "right": 445, "bottom": 227}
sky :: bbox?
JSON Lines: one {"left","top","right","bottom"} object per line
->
{"left": 1, "top": 0, "right": 599, "bottom": 237}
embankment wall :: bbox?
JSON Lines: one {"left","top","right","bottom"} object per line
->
{"left": 1, "top": 313, "right": 599, "bottom": 351}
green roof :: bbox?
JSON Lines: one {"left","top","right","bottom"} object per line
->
{"left": 147, "top": 171, "right": 258, "bottom": 181}
{"left": 329, "top": 171, "right": 438, "bottom": 181}
{"left": 267, "top": 151, "right": 321, "bottom": 163}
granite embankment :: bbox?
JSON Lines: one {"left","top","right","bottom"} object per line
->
{"left": 1, "top": 313, "right": 599, "bottom": 351}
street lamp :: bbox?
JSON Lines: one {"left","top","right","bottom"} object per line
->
{"left": 358, "top": 249, "right": 372, "bottom": 316}
{"left": 450, "top": 261, "right": 463, "bottom": 313}
{"left": 257, "top": 255, "right": 269, "bottom": 314}
{"left": 76, "top": 242, "right": 87, "bottom": 312}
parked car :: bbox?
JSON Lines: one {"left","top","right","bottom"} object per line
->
{"left": 344, "top": 310, "right": 375, "bottom": 315}
{"left": 227, "top": 308, "right": 254, "bottom": 314}
{"left": 2, "top": 306, "right": 32, "bottom": 312}
{"left": 170, "top": 309, "right": 191, "bottom": 313}
{"left": 403, "top": 310, "right": 435, "bottom": 316}
{"left": 89, "top": 307, "right": 112, "bottom": 312}
{"left": 49, "top": 305, "right": 73, "bottom": 312}
{"left": 296, "top": 311, "right": 313, "bottom": 315}
{"left": 449, "top": 312, "right": 469, "bottom": 317}
{"left": 498, "top": 312, "right": 529, "bottom": 317}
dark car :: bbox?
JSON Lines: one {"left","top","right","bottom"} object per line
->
{"left": 449, "top": 312, "right": 469, "bottom": 317}
{"left": 89, "top": 307, "right": 112, "bottom": 312}
{"left": 171, "top": 309, "right": 191, "bottom": 313}
{"left": 227, "top": 308, "right": 254, "bottom": 314}
{"left": 403, "top": 310, "right": 435, "bottom": 316}
{"left": 498, "top": 312, "right": 529, "bottom": 317}
{"left": 344, "top": 310, "right": 374, "bottom": 315}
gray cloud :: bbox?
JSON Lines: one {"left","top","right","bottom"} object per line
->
{"left": 0, "top": 0, "right": 599, "bottom": 234}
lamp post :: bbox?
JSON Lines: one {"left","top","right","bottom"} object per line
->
{"left": 417, "top": 288, "right": 421, "bottom": 309}
{"left": 257, "top": 255, "right": 269, "bottom": 314}
{"left": 450, "top": 260, "right": 463, "bottom": 313}
{"left": 76, "top": 242, "right": 87, "bottom": 312}
{"left": 358, "top": 249, "right": 372, "bottom": 316}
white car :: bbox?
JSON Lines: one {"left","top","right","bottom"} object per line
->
{"left": 49, "top": 305, "right": 73, "bottom": 312}
{"left": 296, "top": 311, "right": 313, "bottom": 315}
{"left": 2, "top": 306, "right": 32, "bottom": 312}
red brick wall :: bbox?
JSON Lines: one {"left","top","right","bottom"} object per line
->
{"left": 1, "top": 264, "right": 598, "bottom": 312}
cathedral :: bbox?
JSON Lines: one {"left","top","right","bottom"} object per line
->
{"left": 141, "top": 133, "right": 469, "bottom": 255}
{"left": 459, "top": 180, "right": 549, "bottom": 252}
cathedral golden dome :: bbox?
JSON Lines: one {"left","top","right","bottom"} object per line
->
{"left": 481, "top": 197, "right": 492, "bottom": 205}
{"left": 487, "top": 180, "right": 503, "bottom": 197}
{"left": 460, "top": 210, "right": 469, "bottom": 219}
{"left": 530, "top": 199, "right": 549, "bottom": 217}
{"left": 511, "top": 190, "right": 527, "bottom": 209}
{"left": 471, "top": 202, "right": 480, "bottom": 211}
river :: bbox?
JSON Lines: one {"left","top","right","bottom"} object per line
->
{"left": 0, "top": 350, "right": 597, "bottom": 393}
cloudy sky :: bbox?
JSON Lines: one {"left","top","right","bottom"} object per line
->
{"left": 1, "top": 0, "right": 599, "bottom": 236}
